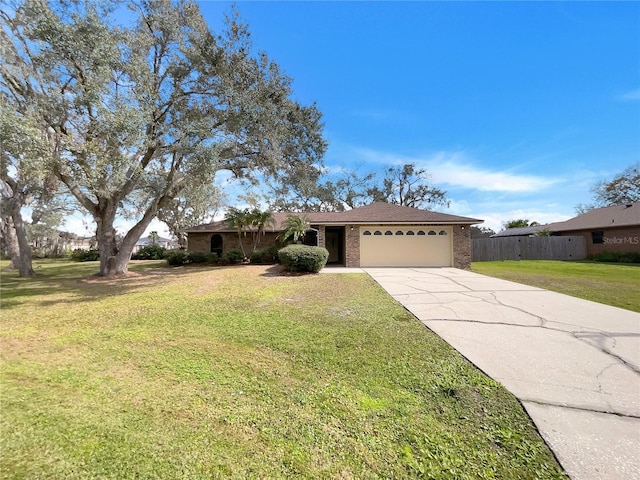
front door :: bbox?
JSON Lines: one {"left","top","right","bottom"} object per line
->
{"left": 325, "top": 227, "right": 345, "bottom": 264}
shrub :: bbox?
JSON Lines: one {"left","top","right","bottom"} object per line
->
{"left": 166, "top": 251, "right": 218, "bottom": 266}
{"left": 71, "top": 248, "right": 99, "bottom": 262}
{"left": 591, "top": 251, "right": 640, "bottom": 263}
{"left": 224, "top": 249, "right": 245, "bottom": 264}
{"left": 278, "top": 245, "right": 329, "bottom": 273}
{"left": 132, "top": 245, "right": 167, "bottom": 260}
{"left": 188, "top": 252, "right": 218, "bottom": 264}
{"left": 250, "top": 246, "right": 279, "bottom": 264}
{"left": 166, "top": 250, "right": 189, "bottom": 266}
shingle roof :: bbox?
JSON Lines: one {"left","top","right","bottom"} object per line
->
{"left": 183, "top": 202, "right": 483, "bottom": 233}
{"left": 491, "top": 225, "right": 549, "bottom": 238}
{"left": 491, "top": 203, "right": 640, "bottom": 237}
{"left": 547, "top": 202, "right": 640, "bottom": 232}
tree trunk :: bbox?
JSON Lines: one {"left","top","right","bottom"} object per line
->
{"left": 2, "top": 215, "right": 19, "bottom": 270}
{"left": 9, "top": 200, "right": 34, "bottom": 277}
{"left": 95, "top": 201, "right": 120, "bottom": 276}
{"left": 94, "top": 196, "right": 167, "bottom": 276}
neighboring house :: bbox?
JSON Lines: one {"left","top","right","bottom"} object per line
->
{"left": 184, "top": 202, "right": 483, "bottom": 269}
{"left": 65, "top": 235, "right": 96, "bottom": 250}
{"left": 493, "top": 203, "right": 640, "bottom": 256}
{"left": 133, "top": 235, "right": 176, "bottom": 252}
{"left": 491, "top": 225, "right": 550, "bottom": 238}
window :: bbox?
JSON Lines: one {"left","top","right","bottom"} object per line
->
{"left": 396, "top": 230, "right": 404, "bottom": 235}
{"left": 406, "top": 230, "right": 415, "bottom": 235}
{"left": 591, "top": 231, "right": 604, "bottom": 244}
{"left": 439, "top": 230, "right": 448, "bottom": 236}
{"left": 428, "top": 230, "right": 437, "bottom": 236}
{"left": 363, "top": 230, "right": 372, "bottom": 236}
{"left": 211, "top": 234, "right": 223, "bottom": 255}
{"left": 374, "top": 230, "right": 382, "bottom": 236}
{"left": 385, "top": 230, "right": 393, "bottom": 235}
{"left": 417, "top": 230, "right": 425, "bottom": 236}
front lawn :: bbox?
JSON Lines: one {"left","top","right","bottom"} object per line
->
{"left": 1, "top": 261, "right": 564, "bottom": 479}
{"left": 472, "top": 260, "right": 640, "bottom": 312}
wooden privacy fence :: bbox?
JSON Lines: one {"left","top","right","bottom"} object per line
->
{"left": 472, "top": 236, "right": 587, "bottom": 262}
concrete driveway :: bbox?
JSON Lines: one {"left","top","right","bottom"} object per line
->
{"left": 364, "top": 267, "right": 640, "bottom": 480}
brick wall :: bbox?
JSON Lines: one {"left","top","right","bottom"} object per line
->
{"left": 187, "top": 232, "right": 279, "bottom": 257}
{"left": 560, "top": 226, "right": 640, "bottom": 256}
{"left": 452, "top": 225, "right": 472, "bottom": 270}
{"left": 344, "top": 225, "right": 360, "bottom": 267}
{"left": 316, "top": 225, "right": 326, "bottom": 248}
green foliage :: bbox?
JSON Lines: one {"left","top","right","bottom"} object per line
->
{"left": 278, "top": 245, "right": 329, "bottom": 272}
{"left": 166, "top": 250, "right": 189, "bottom": 266}
{"left": 70, "top": 248, "right": 99, "bottom": 262}
{"left": 250, "top": 246, "right": 279, "bottom": 264}
{"left": 187, "top": 252, "right": 216, "bottom": 264}
{"left": 470, "top": 226, "right": 496, "bottom": 239}
{"left": 225, "top": 208, "right": 275, "bottom": 258}
{"left": 2, "top": 0, "right": 326, "bottom": 276}
{"left": 165, "top": 250, "right": 218, "bottom": 266}
{"left": 591, "top": 163, "right": 640, "bottom": 207}
{"left": 591, "top": 251, "right": 640, "bottom": 263}
{"left": 278, "top": 215, "right": 310, "bottom": 244}
{"left": 503, "top": 219, "right": 538, "bottom": 229}
{"left": 223, "top": 249, "right": 245, "bottom": 264}
{"left": 158, "top": 183, "right": 226, "bottom": 249}
{"left": 132, "top": 245, "right": 167, "bottom": 260}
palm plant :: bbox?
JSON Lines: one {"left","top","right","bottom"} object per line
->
{"left": 279, "top": 214, "right": 310, "bottom": 244}
{"left": 224, "top": 207, "right": 251, "bottom": 258}
{"left": 248, "top": 209, "right": 275, "bottom": 252}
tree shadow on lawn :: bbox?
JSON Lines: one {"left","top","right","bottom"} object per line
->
{"left": 0, "top": 264, "right": 195, "bottom": 310}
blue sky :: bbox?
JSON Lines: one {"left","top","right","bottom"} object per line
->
{"left": 62, "top": 1, "right": 640, "bottom": 236}
{"left": 200, "top": 0, "right": 639, "bottom": 233}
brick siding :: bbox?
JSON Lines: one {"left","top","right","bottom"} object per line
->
{"left": 452, "top": 225, "right": 472, "bottom": 269}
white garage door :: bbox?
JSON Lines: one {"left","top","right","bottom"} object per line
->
{"left": 360, "top": 226, "right": 452, "bottom": 267}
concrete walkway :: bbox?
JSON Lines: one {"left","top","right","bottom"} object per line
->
{"left": 364, "top": 267, "right": 640, "bottom": 480}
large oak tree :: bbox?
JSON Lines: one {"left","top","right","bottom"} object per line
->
{"left": 1, "top": 0, "right": 326, "bottom": 276}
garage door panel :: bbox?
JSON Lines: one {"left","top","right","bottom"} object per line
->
{"left": 360, "top": 226, "right": 452, "bottom": 267}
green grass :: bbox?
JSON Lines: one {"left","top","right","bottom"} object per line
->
{"left": 472, "top": 260, "right": 640, "bottom": 312}
{"left": 1, "top": 260, "right": 565, "bottom": 479}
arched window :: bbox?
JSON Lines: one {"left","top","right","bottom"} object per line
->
{"left": 439, "top": 230, "right": 448, "bottom": 236}
{"left": 417, "top": 231, "right": 425, "bottom": 236}
{"left": 428, "top": 230, "right": 437, "bottom": 235}
{"left": 396, "top": 230, "right": 404, "bottom": 235}
{"left": 406, "top": 230, "right": 415, "bottom": 235}
{"left": 374, "top": 230, "right": 382, "bottom": 236}
{"left": 385, "top": 230, "right": 393, "bottom": 236}
{"left": 211, "top": 234, "right": 223, "bottom": 255}
{"left": 362, "top": 230, "right": 372, "bottom": 236}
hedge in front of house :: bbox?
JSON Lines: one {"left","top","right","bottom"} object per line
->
{"left": 591, "top": 251, "right": 640, "bottom": 263}
{"left": 278, "top": 245, "right": 329, "bottom": 273}
{"left": 132, "top": 245, "right": 167, "bottom": 260}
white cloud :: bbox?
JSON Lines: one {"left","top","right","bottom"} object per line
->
{"left": 473, "top": 209, "right": 573, "bottom": 234}
{"left": 425, "top": 154, "right": 558, "bottom": 192}
{"left": 351, "top": 148, "right": 559, "bottom": 193}
{"left": 618, "top": 88, "right": 640, "bottom": 101}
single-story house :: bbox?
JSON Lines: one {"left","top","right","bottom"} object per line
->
{"left": 492, "top": 203, "right": 640, "bottom": 256}
{"left": 133, "top": 235, "right": 176, "bottom": 252}
{"left": 184, "top": 202, "right": 483, "bottom": 269}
